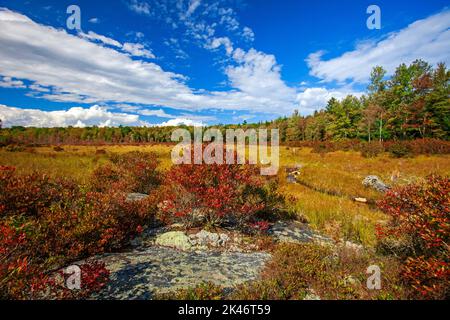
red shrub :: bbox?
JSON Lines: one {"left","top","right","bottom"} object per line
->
{"left": 91, "top": 151, "right": 160, "bottom": 194}
{"left": 0, "top": 165, "right": 158, "bottom": 299}
{"left": 377, "top": 175, "right": 449, "bottom": 299}
{"left": 159, "top": 162, "right": 280, "bottom": 230}
{"left": 0, "top": 166, "right": 81, "bottom": 218}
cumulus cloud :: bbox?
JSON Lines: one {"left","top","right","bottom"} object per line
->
{"left": 296, "top": 87, "right": 363, "bottom": 115}
{"left": 0, "top": 8, "right": 300, "bottom": 115}
{"left": 0, "top": 104, "right": 147, "bottom": 127}
{"left": 157, "top": 117, "right": 204, "bottom": 127}
{"left": 307, "top": 10, "right": 450, "bottom": 83}
{"left": 226, "top": 48, "right": 297, "bottom": 105}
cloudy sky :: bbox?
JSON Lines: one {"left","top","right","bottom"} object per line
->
{"left": 0, "top": 0, "right": 449, "bottom": 127}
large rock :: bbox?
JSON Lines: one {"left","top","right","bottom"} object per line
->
{"left": 91, "top": 247, "right": 271, "bottom": 299}
{"left": 362, "top": 175, "right": 390, "bottom": 193}
{"left": 155, "top": 231, "right": 192, "bottom": 251}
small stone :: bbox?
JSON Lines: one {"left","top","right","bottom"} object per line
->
{"left": 362, "top": 176, "right": 390, "bottom": 193}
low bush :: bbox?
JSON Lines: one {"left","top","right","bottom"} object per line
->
{"left": 0, "top": 164, "right": 159, "bottom": 299}
{"left": 286, "top": 139, "right": 450, "bottom": 157}
{"left": 377, "top": 175, "right": 450, "bottom": 299}
{"left": 386, "top": 141, "right": 412, "bottom": 158}
{"left": 159, "top": 162, "right": 286, "bottom": 231}
{"left": 360, "top": 142, "right": 385, "bottom": 158}
{"left": 232, "top": 243, "right": 405, "bottom": 300}
{"left": 91, "top": 151, "right": 160, "bottom": 194}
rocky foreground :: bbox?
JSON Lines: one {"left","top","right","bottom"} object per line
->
{"left": 77, "top": 219, "right": 339, "bottom": 300}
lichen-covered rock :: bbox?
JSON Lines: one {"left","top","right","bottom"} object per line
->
{"left": 362, "top": 175, "right": 390, "bottom": 193}
{"left": 190, "top": 230, "right": 230, "bottom": 247}
{"left": 155, "top": 231, "right": 192, "bottom": 251}
{"left": 91, "top": 247, "right": 271, "bottom": 299}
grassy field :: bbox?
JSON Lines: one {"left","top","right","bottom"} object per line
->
{"left": 1, "top": 145, "right": 449, "bottom": 247}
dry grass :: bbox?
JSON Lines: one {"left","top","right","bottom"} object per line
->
{"left": 0, "top": 145, "right": 173, "bottom": 184}
{"left": 1, "top": 144, "right": 448, "bottom": 247}
{"left": 280, "top": 147, "right": 450, "bottom": 246}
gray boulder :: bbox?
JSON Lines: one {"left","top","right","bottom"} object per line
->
{"left": 362, "top": 175, "right": 390, "bottom": 193}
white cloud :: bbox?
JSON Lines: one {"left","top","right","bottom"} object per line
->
{"left": 218, "top": 7, "right": 239, "bottom": 31}
{"left": 206, "top": 36, "right": 234, "bottom": 55}
{"left": 29, "top": 83, "right": 50, "bottom": 92}
{"left": 89, "top": 18, "right": 99, "bottom": 24}
{"left": 0, "top": 76, "right": 25, "bottom": 88}
{"left": 127, "top": 0, "right": 151, "bottom": 16}
{"left": 186, "top": 0, "right": 201, "bottom": 17}
{"left": 0, "top": 8, "right": 300, "bottom": 115}
{"left": 296, "top": 87, "right": 363, "bottom": 114}
{"left": 242, "top": 27, "right": 255, "bottom": 42}
{"left": 307, "top": 10, "right": 450, "bottom": 83}
{"left": 80, "top": 31, "right": 155, "bottom": 59}
{"left": 122, "top": 42, "right": 155, "bottom": 59}
{"left": 0, "top": 104, "right": 147, "bottom": 127}
{"left": 138, "top": 108, "right": 176, "bottom": 118}
{"left": 227, "top": 48, "right": 297, "bottom": 105}
{"left": 79, "top": 31, "right": 121, "bottom": 47}
{"left": 157, "top": 117, "right": 204, "bottom": 127}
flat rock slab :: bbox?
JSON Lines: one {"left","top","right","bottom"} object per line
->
{"left": 92, "top": 247, "right": 271, "bottom": 300}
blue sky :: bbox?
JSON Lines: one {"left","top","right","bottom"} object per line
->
{"left": 0, "top": 0, "right": 449, "bottom": 127}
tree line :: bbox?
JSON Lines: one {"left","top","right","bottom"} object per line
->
{"left": 0, "top": 60, "right": 448, "bottom": 146}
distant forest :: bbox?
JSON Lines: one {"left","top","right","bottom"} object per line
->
{"left": 1, "top": 60, "right": 449, "bottom": 145}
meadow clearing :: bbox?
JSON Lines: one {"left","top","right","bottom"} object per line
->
{"left": 1, "top": 144, "right": 448, "bottom": 248}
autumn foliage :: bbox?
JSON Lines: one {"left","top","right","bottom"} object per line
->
{"left": 377, "top": 175, "right": 450, "bottom": 299}
{"left": 159, "top": 162, "right": 284, "bottom": 231}
{"left": 0, "top": 152, "right": 160, "bottom": 299}
{"left": 91, "top": 151, "right": 160, "bottom": 194}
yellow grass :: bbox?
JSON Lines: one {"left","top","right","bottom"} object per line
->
{"left": 1, "top": 144, "right": 448, "bottom": 246}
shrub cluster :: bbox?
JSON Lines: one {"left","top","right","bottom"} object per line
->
{"left": 0, "top": 152, "right": 161, "bottom": 299}
{"left": 91, "top": 151, "right": 160, "bottom": 194}
{"left": 286, "top": 139, "right": 450, "bottom": 158}
{"left": 158, "top": 161, "right": 286, "bottom": 232}
{"left": 377, "top": 175, "right": 449, "bottom": 299}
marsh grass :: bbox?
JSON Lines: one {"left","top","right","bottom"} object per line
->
{"left": 1, "top": 144, "right": 448, "bottom": 247}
